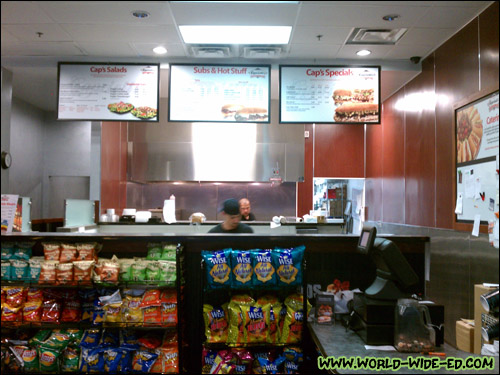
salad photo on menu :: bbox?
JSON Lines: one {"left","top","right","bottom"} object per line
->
{"left": 131, "top": 106, "right": 157, "bottom": 119}
{"left": 107, "top": 102, "right": 134, "bottom": 114}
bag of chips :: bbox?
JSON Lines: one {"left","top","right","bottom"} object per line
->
{"left": 130, "top": 261, "right": 147, "bottom": 283}
{"left": 41, "top": 299, "right": 61, "bottom": 323}
{"left": 80, "top": 329, "right": 102, "bottom": 349}
{"left": 283, "top": 346, "right": 303, "bottom": 374}
{"left": 103, "top": 348, "right": 123, "bottom": 373}
{"left": 39, "top": 261, "right": 58, "bottom": 284}
{"left": 42, "top": 242, "right": 61, "bottom": 261}
{"left": 231, "top": 250, "right": 253, "bottom": 288}
{"left": 100, "top": 260, "right": 120, "bottom": 284}
{"left": 73, "top": 260, "right": 94, "bottom": 284}
{"left": 241, "top": 304, "right": 271, "bottom": 344}
{"left": 60, "top": 243, "right": 78, "bottom": 263}
{"left": 38, "top": 346, "right": 61, "bottom": 373}
{"left": 201, "top": 346, "right": 218, "bottom": 374}
{"left": 227, "top": 295, "right": 254, "bottom": 346}
{"left": 132, "top": 351, "right": 158, "bottom": 373}
{"left": 140, "top": 289, "right": 162, "bottom": 308}
{"left": 273, "top": 246, "right": 305, "bottom": 287}
{"left": 1, "top": 243, "right": 15, "bottom": 260}
{"left": 60, "top": 345, "right": 80, "bottom": 372}
{"left": 80, "top": 347, "right": 104, "bottom": 373}
{"left": 159, "top": 346, "right": 179, "bottom": 374}
{"left": 158, "top": 260, "right": 176, "bottom": 285}
{"left": 21, "top": 347, "right": 39, "bottom": 373}
{"left": 119, "top": 259, "right": 134, "bottom": 282}
{"left": 146, "top": 243, "right": 163, "bottom": 260}
{"left": 28, "top": 257, "right": 43, "bottom": 282}
{"left": 161, "top": 290, "right": 177, "bottom": 326}
{"left": 203, "top": 304, "right": 229, "bottom": 343}
{"left": 202, "top": 249, "right": 232, "bottom": 289}
{"left": 230, "top": 348, "right": 253, "bottom": 375}
{"left": 210, "top": 350, "right": 236, "bottom": 374}
{"left": 161, "top": 244, "right": 177, "bottom": 261}
{"left": 61, "top": 299, "right": 82, "bottom": 322}
{"left": 13, "top": 242, "right": 34, "bottom": 260}
{"left": 146, "top": 261, "right": 160, "bottom": 282}
{"left": 279, "top": 294, "right": 310, "bottom": 345}
{"left": 257, "top": 355, "right": 286, "bottom": 374}
{"left": 10, "top": 259, "right": 29, "bottom": 281}
{"left": 252, "top": 249, "right": 276, "bottom": 287}
{"left": 23, "top": 300, "right": 42, "bottom": 322}
{"left": 76, "top": 243, "right": 98, "bottom": 261}
{"left": 29, "top": 330, "right": 51, "bottom": 346}
{"left": 56, "top": 262, "right": 74, "bottom": 285}
{"left": 1, "top": 260, "right": 11, "bottom": 280}
{"left": 121, "top": 290, "right": 144, "bottom": 326}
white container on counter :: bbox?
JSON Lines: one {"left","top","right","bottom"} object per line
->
{"left": 135, "top": 211, "right": 152, "bottom": 223}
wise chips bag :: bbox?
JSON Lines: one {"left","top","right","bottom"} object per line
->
{"left": 252, "top": 249, "right": 276, "bottom": 287}
{"left": 231, "top": 250, "right": 253, "bottom": 288}
{"left": 203, "top": 304, "right": 229, "bottom": 343}
{"left": 273, "top": 246, "right": 305, "bottom": 287}
{"left": 202, "top": 249, "right": 232, "bottom": 289}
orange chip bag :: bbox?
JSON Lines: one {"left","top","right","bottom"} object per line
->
{"left": 160, "top": 290, "right": 177, "bottom": 326}
{"left": 23, "top": 300, "right": 42, "bottom": 322}
{"left": 60, "top": 243, "right": 77, "bottom": 263}
{"left": 140, "top": 289, "right": 162, "bottom": 308}
{"left": 73, "top": 261, "right": 94, "bottom": 284}
{"left": 160, "top": 346, "right": 179, "bottom": 374}
{"left": 39, "top": 261, "right": 58, "bottom": 284}
{"left": 100, "top": 261, "right": 119, "bottom": 283}
{"left": 56, "top": 263, "right": 74, "bottom": 285}
{"left": 76, "top": 243, "right": 97, "bottom": 261}
{"left": 143, "top": 306, "right": 162, "bottom": 326}
{"left": 42, "top": 242, "right": 61, "bottom": 261}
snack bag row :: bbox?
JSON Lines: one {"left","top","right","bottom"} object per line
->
{"left": 202, "top": 246, "right": 305, "bottom": 290}
{"left": 1, "top": 242, "right": 35, "bottom": 261}
{"left": 41, "top": 242, "right": 99, "bottom": 263}
{"left": 202, "top": 345, "right": 303, "bottom": 374}
{"left": 203, "top": 293, "right": 311, "bottom": 346}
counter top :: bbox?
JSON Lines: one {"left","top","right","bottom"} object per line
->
{"left": 97, "top": 220, "right": 344, "bottom": 225}
{"left": 308, "top": 323, "right": 498, "bottom": 374}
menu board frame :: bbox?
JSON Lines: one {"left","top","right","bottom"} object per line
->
{"left": 168, "top": 63, "right": 271, "bottom": 123}
{"left": 279, "top": 65, "right": 381, "bottom": 124}
{"left": 57, "top": 62, "right": 160, "bottom": 122}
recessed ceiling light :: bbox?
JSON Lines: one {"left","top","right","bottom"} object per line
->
{"left": 356, "top": 49, "right": 371, "bottom": 56}
{"left": 132, "top": 10, "right": 150, "bottom": 19}
{"left": 179, "top": 25, "right": 292, "bottom": 44}
{"left": 153, "top": 46, "right": 167, "bottom": 55}
{"left": 383, "top": 14, "right": 400, "bottom": 21}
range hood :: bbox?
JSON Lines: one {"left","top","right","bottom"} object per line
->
{"left": 127, "top": 99, "right": 304, "bottom": 183}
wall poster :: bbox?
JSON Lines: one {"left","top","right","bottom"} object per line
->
{"left": 57, "top": 62, "right": 160, "bottom": 122}
{"left": 279, "top": 65, "right": 380, "bottom": 124}
{"left": 455, "top": 90, "right": 499, "bottom": 230}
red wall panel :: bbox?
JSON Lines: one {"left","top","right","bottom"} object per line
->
{"left": 479, "top": 2, "right": 499, "bottom": 92}
{"left": 365, "top": 121, "right": 383, "bottom": 222}
{"left": 313, "top": 125, "right": 364, "bottom": 178}
{"left": 381, "top": 90, "right": 405, "bottom": 224}
{"left": 297, "top": 124, "right": 314, "bottom": 217}
{"left": 101, "top": 122, "right": 127, "bottom": 215}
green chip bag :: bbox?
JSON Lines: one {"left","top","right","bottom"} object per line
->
{"left": 131, "top": 262, "right": 147, "bottom": 282}
{"left": 29, "top": 330, "right": 52, "bottom": 346}
{"left": 158, "top": 260, "right": 176, "bottom": 284}
{"left": 38, "top": 346, "right": 61, "bottom": 373}
{"left": 60, "top": 346, "right": 80, "bottom": 372}
{"left": 146, "top": 261, "right": 160, "bottom": 281}
{"left": 161, "top": 244, "right": 177, "bottom": 261}
{"left": 146, "top": 243, "right": 163, "bottom": 260}
{"left": 119, "top": 259, "right": 134, "bottom": 282}
{"left": 21, "top": 347, "right": 39, "bottom": 373}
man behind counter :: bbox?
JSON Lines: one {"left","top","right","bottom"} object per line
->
{"left": 208, "top": 198, "right": 254, "bottom": 233}
{"left": 239, "top": 198, "right": 256, "bottom": 221}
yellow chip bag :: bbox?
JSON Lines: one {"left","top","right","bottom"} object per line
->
{"left": 203, "top": 304, "right": 229, "bottom": 343}
{"left": 241, "top": 303, "right": 270, "bottom": 344}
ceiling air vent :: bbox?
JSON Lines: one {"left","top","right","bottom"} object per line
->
{"left": 243, "top": 46, "right": 282, "bottom": 59}
{"left": 189, "top": 45, "right": 232, "bottom": 58}
{"left": 346, "top": 28, "right": 407, "bottom": 45}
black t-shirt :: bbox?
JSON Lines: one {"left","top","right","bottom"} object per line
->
{"left": 241, "top": 212, "right": 256, "bottom": 221}
{"left": 208, "top": 223, "right": 254, "bottom": 233}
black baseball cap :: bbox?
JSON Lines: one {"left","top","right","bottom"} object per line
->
{"left": 220, "top": 198, "right": 240, "bottom": 215}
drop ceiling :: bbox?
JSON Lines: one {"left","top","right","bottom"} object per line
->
{"left": 1, "top": 1, "right": 493, "bottom": 112}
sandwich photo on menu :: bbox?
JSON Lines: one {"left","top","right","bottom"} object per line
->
{"left": 352, "top": 88, "right": 374, "bottom": 103}
{"left": 334, "top": 102, "right": 378, "bottom": 123}
{"left": 221, "top": 104, "right": 245, "bottom": 119}
{"left": 234, "top": 107, "right": 268, "bottom": 122}
{"left": 332, "top": 89, "right": 352, "bottom": 105}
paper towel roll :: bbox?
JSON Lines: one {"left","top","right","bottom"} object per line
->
{"left": 163, "top": 199, "right": 176, "bottom": 224}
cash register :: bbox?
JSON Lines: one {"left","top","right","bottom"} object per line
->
{"left": 349, "top": 226, "right": 423, "bottom": 345}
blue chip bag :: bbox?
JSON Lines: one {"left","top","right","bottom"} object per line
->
{"left": 273, "top": 245, "right": 305, "bottom": 287}
{"left": 80, "top": 329, "right": 102, "bottom": 349}
{"left": 231, "top": 250, "right": 253, "bottom": 288}
{"left": 13, "top": 242, "right": 34, "bottom": 260}
{"left": 202, "top": 249, "right": 232, "bottom": 289}
{"left": 80, "top": 348, "right": 105, "bottom": 373}
{"left": 104, "top": 348, "right": 123, "bottom": 373}
{"left": 10, "top": 259, "right": 30, "bottom": 281}
{"left": 131, "top": 350, "right": 158, "bottom": 373}
{"left": 1, "top": 243, "right": 15, "bottom": 260}
{"left": 120, "top": 330, "right": 140, "bottom": 351}
{"left": 252, "top": 249, "right": 276, "bottom": 287}
{"left": 257, "top": 355, "right": 286, "bottom": 374}
{"left": 1, "top": 260, "right": 11, "bottom": 280}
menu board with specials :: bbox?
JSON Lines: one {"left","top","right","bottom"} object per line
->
{"left": 168, "top": 64, "right": 270, "bottom": 123}
{"left": 57, "top": 63, "right": 159, "bottom": 121}
{"left": 280, "top": 65, "right": 381, "bottom": 124}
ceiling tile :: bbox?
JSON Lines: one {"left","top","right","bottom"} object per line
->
{"left": 3, "top": 24, "right": 73, "bottom": 42}
{"left": 288, "top": 44, "right": 341, "bottom": 59}
{"left": 416, "top": 6, "right": 484, "bottom": 28}
{"left": 297, "top": 4, "right": 431, "bottom": 28}
{"left": 76, "top": 42, "right": 139, "bottom": 57}
{"left": 1, "top": 27, "right": 19, "bottom": 44}
{"left": 170, "top": 2, "right": 298, "bottom": 26}
{"left": 132, "top": 43, "right": 186, "bottom": 58}
{"left": 335, "top": 44, "right": 393, "bottom": 59}
{"left": 1, "top": 42, "right": 85, "bottom": 56}
{"left": 398, "top": 27, "right": 456, "bottom": 46}
{"left": 1, "top": 1, "right": 54, "bottom": 24}
{"left": 60, "top": 24, "right": 181, "bottom": 43}
{"left": 37, "top": 1, "right": 175, "bottom": 25}
{"left": 290, "top": 26, "right": 352, "bottom": 44}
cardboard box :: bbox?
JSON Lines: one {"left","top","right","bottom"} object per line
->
{"left": 474, "top": 284, "right": 496, "bottom": 354}
{"left": 456, "top": 320, "right": 474, "bottom": 353}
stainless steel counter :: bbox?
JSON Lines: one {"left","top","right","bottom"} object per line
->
{"left": 309, "top": 323, "right": 498, "bottom": 374}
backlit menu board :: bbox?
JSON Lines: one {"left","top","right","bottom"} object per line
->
{"left": 57, "top": 63, "right": 159, "bottom": 121}
{"left": 169, "top": 64, "right": 270, "bottom": 123}
{"left": 280, "top": 65, "right": 381, "bottom": 124}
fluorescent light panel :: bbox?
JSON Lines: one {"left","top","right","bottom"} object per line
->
{"left": 179, "top": 25, "right": 292, "bottom": 44}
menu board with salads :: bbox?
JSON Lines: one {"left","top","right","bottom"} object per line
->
{"left": 280, "top": 65, "right": 381, "bottom": 124}
{"left": 57, "top": 63, "right": 159, "bottom": 121}
{"left": 169, "top": 64, "right": 270, "bottom": 123}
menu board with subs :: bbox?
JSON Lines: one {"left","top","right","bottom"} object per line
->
{"left": 169, "top": 64, "right": 270, "bottom": 123}
{"left": 280, "top": 65, "right": 381, "bottom": 124}
{"left": 57, "top": 63, "right": 159, "bottom": 121}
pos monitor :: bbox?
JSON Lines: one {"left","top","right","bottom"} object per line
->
{"left": 357, "top": 226, "right": 419, "bottom": 300}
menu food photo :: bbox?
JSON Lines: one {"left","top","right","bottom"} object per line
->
{"left": 280, "top": 65, "right": 380, "bottom": 124}
{"left": 57, "top": 63, "right": 159, "bottom": 121}
{"left": 168, "top": 64, "right": 270, "bottom": 123}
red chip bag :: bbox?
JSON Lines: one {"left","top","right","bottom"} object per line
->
{"left": 140, "top": 290, "right": 162, "bottom": 308}
{"left": 4, "top": 287, "right": 25, "bottom": 308}
{"left": 27, "top": 288, "right": 44, "bottom": 302}
{"left": 100, "top": 261, "right": 119, "bottom": 283}
{"left": 60, "top": 243, "right": 77, "bottom": 263}
{"left": 138, "top": 333, "right": 162, "bottom": 349}
{"left": 73, "top": 261, "right": 94, "bottom": 284}
{"left": 2, "top": 303, "right": 22, "bottom": 322}
{"left": 161, "top": 290, "right": 177, "bottom": 326}
{"left": 143, "top": 306, "right": 162, "bottom": 326}
{"left": 76, "top": 243, "right": 97, "bottom": 261}
{"left": 39, "top": 261, "right": 58, "bottom": 284}
{"left": 41, "top": 299, "right": 61, "bottom": 323}
{"left": 42, "top": 242, "right": 61, "bottom": 261}
{"left": 61, "top": 299, "right": 82, "bottom": 322}
{"left": 56, "top": 263, "right": 74, "bottom": 285}
{"left": 23, "top": 300, "right": 42, "bottom": 322}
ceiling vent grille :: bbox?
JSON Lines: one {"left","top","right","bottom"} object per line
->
{"left": 189, "top": 45, "right": 232, "bottom": 58}
{"left": 346, "top": 28, "right": 407, "bottom": 45}
{"left": 243, "top": 46, "right": 282, "bottom": 59}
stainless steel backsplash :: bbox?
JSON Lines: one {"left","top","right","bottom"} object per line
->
{"left": 127, "top": 181, "right": 297, "bottom": 221}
